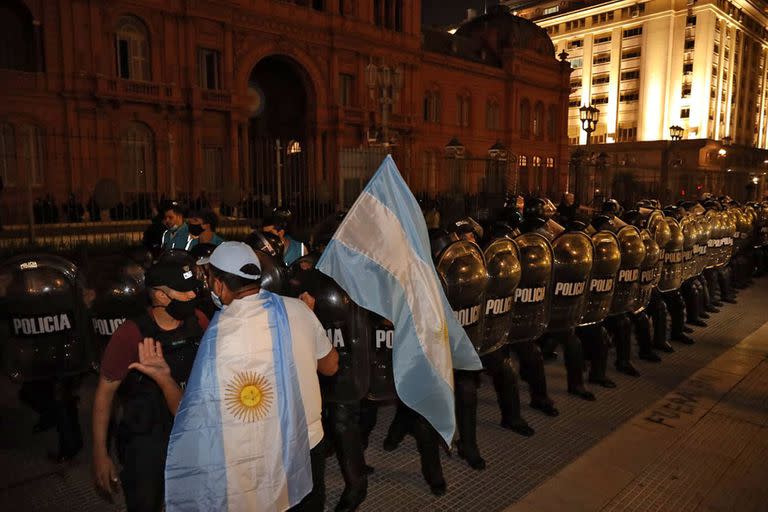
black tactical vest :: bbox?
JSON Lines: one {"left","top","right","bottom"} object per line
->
{"left": 117, "top": 310, "right": 203, "bottom": 435}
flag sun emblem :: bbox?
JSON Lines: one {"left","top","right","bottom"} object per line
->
{"left": 224, "top": 371, "right": 274, "bottom": 422}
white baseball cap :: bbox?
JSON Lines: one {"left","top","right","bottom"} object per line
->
{"left": 197, "top": 241, "right": 261, "bottom": 280}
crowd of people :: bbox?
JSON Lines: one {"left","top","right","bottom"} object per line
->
{"left": 3, "top": 190, "right": 766, "bottom": 512}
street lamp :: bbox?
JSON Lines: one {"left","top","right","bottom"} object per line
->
{"left": 576, "top": 104, "right": 600, "bottom": 204}
{"left": 579, "top": 104, "right": 600, "bottom": 146}
{"left": 445, "top": 136, "right": 465, "bottom": 158}
{"left": 488, "top": 140, "right": 508, "bottom": 161}
{"left": 669, "top": 125, "right": 684, "bottom": 141}
{"left": 366, "top": 59, "right": 404, "bottom": 147}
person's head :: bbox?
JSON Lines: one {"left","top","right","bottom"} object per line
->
{"left": 452, "top": 217, "right": 483, "bottom": 244}
{"left": 188, "top": 209, "right": 218, "bottom": 237}
{"left": 162, "top": 202, "right": 185, "bottom": 230}
{"left": 198, "top": 241, "right": 262, "bottom": 307}
{"left": 144, "top": 261, "right": 201, "bottom": 320}
{"left": 563, "top": 192, "right": 575, "bottom": 206}
{"left": 262, "top": 214, "right": 288, "bottom": 242}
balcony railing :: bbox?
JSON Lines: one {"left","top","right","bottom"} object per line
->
{"left": 95, "top": 76, "right": 182, "bottom": 105}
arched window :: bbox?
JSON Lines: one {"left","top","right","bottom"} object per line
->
{"left": 457, "top": 92, "right": 471, "bottom": 127}
{"left": 116, "top": 16, "right": 151, "bottom": 81}
{"left": 121, "top": 122, "right": 155, "bottom": 193}
{"left": 533, "top": 102, "right": 545, "bottom": 138}
{"left": 17, "top": 124, "right": 44, "bottom": 186}
{"left": 0, "top": 123, "right": 17, "bottom": 186}
{"left": 547, "top": 105, "right": 557, "bottom": 141}
{"left": 423, "top": 90, "right": 440, "bottom": 123}
{"left": 486, "top": 99, "right": 500, "bottom": 130}
{"left": 0, "top": 2, "right": 37, "bottom": 72}
{"left": 519, "top": 99, "right": 531, "bottom": 138}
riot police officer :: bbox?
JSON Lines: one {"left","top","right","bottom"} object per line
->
{"left": 92, "top": 261, "right": 207, "bottom": 511}
{"left": 511, "top": 198, "right": 559, "bottom": 415}
{"left": 0, "top": 254, "right": 91, "bottom": 463}
{"left": 660, "top": 206, "right": 695, "bottom": 346}
{"left": 432, "top": 222, "right": 489, "bottom": 469}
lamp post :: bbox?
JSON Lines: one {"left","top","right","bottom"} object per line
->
{"left": 577, "top": 103, "right": 600, "bottom": 204}
{"left": 366, "top": 60, "right": 404, "bottom": 148}
{"left": 662, "top": 125, "right": 684, "bottom": 203}
{"left": 718, "top": 136, "right": 731, "bottom": 196}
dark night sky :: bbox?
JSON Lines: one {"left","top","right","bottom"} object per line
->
{"left": 421, "top": 0, "right": 501, "bottom": 27}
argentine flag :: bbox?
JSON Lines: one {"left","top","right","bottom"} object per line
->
{"left": 317, "top": 155, "right": 482, "bottom": 443}
{"left": 165, "top": 291, "right": 312, "bottom": 511}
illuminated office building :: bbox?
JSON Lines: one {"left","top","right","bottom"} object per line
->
{"left": 503, "top": 0, "right": 768, "bottom": 200}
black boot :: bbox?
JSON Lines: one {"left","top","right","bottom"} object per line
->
{"left": 579, "top": 325, "right": 615, "bottom": 388}
{"left": 454, "top": 370, "right": 485, "bottom": 470}
{"left": 412, "top": 413, "right": 446, "bottom": 496}
{"left": 559, "top": 330, "right": 596, "bottom": 401}
{"left": 512, "top": 341, "right": 558, "bottom": 416}
{"left": 51, "top": 378, "right": 83, "bottom": 462}
{"left": 631, "top": 311, "right": 661, "bottom": 362}
{"left": 651, "top": 293, "right": 675, "bottom": 353}
{"left": 332, "top": 403, "right": 367, "bottom": 512}
{"left": 383, "top": 402, "right": 409, "bottom": 451}
{"left": 607, "top": 315, "right": 640, "bottom": 378}
{"left": 484, "top": 349, "right": 534, "bottom": 437}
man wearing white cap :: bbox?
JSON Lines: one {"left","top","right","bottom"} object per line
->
{"left": 128, "top": 241, "right": 339, "bottom": 511}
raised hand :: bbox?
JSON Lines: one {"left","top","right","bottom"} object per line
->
{"left": 128, "top": 338, "right": 171, "bottom": 383}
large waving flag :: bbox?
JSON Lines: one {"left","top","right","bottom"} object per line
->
{"left": 165, "top": 291, "right": 312, "bottom": 511}
{"left": 317, "top": 155, "right": 482, "bottom": 443}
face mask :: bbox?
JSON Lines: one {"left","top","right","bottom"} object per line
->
{"left": 188, "top": 224, "right": 204, "bottom": 236}
{"left": 165, "top": 298, "right": 197, "bottom": 320}
{"left": 211, "top": 290, "right": 226, "bottom": 311}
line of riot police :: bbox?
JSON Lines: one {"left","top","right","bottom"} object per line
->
{"left": 1, "top": 195, "right": 767, "bottom": 511}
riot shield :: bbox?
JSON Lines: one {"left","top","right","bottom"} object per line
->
{"left": 679, "top": 216, "right": 697, "bottom": 281}
{"left": 579, "top": 231, "right": 620, "bottom": 326}
{"left": 634, "top": 229, "right": 661, "bottom": 313}
{"left": 436, "top": 240, "right": 489, "bottom": 354}
{"left": 658, "top": 217, "right": 684, "bottom": 292}
{"left": 367, "top": 313, "right": 396, "bottom": 401}
{"left": 694, "top": 214, "right": 710, "bottom": 276}
{"left": 547, "top": 231, "right": 593, "bottom": 331}
{"left": 0, "top": 254, "right": 92, "bottom": 382}
{"left": 86, "top": 254, "right": 147, "bottom": 363}
{"left": 508, "top": 233, "right": 552, "bottom": 343}
{"left": 313, "top": 272, "right": 370, "bottom": 403}
{"left": 480, "top": 238, "right": 522, "bottom": 355}
{"left": 610, "top": 225, "right": 646, "bottom": 315}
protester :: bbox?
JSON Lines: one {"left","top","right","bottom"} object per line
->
{"left": 91, "top": 261, "right": 207, "bottom": 511}
{"left": 160, "top": 202, "right": 190, "bottom": 251}
{"left": 187, "top": 209, "right": 225, "bottom": 249}
{"left": 130, "top": 242, "right": 338, "bottom": 511}
{"left": 263, "top": 212, "right": 308, "bottom": 266}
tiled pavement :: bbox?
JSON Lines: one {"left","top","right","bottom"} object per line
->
{"left": 1, "top": 278, "right": 767, "bottom": 511}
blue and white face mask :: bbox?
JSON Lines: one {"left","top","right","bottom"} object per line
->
{"left": 211, "top": 290, "right": 226, "bottom": 311}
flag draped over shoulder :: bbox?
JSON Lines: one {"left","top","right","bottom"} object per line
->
{"left": 165, "top": 290, "right": 312, "bottom": 511}
{"left": 316, "top": 155, "right": 482, "bottom": 444}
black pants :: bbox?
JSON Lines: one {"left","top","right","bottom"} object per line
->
{"left": 382, "top": 400, "right": 445, "bottom": 489}
{"left": 289, "top": 439, "right": 327, "bottom": 512}
{"left": 576, "top": 324, "right": 609, "bottom": 381}
{"left": 116, "top": 424, "right": 168, "bottom": 512}
{"left": 661, "top": 290, "right": 686, "bottom": 339}
{"left": 481, "top": 346, "right": 524, "bottom": 426}
{"left": 511, "top": 341, "right": 551, "bottom": 405}
{"left": 18, "top": 376, "right": 83, "bottom": 457}
{"left": 323, "top": 401, "right": 367, "bottom": 507}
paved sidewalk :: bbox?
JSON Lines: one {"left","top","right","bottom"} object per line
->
{"left": 508, "top": 319, "right": 768, "bottom": 512}
{"left": 1, "top": 278, "right": 767, "bottom": 511}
